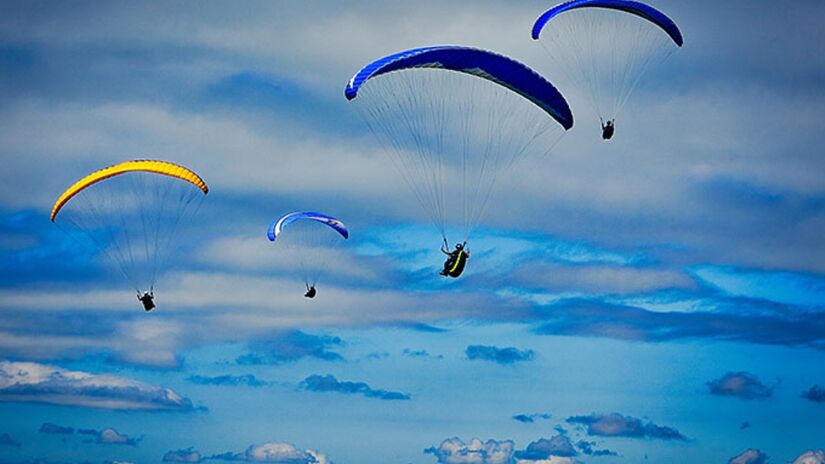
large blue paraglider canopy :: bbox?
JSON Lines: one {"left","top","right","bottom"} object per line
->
{"left": 532, "top": 0, "right": 683, "bottom": 47}
{"left": 267, "top": 212, "right": 349, "bottom": 242}
{"left": 345, "top": 45, "right": 574, "bottom": 130}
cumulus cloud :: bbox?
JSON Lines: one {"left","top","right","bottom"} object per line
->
{"left": 187, "top": 374, "right": 271, "bottom": 388}
{"left": 512, "top": 413, "right": 552, "bottom": 424}
{"left": 211, "top": 442, "right": 330, "bottom": 463}
{"left": 566, "top": 413, "right": 686, "bottom": 441}
{"left": 39, "top": 422, "right": 75, "bottom": 435}
{"left": 728, "top": 449, "right": 768, "bottom": 464}
{"left": 425, "top": 437, "right": 514, "bottom": 464}
{"left": 707, "top": 372, "right": 775, "bottom": 399}
{"left": 801, "top": 385, "right": 825, "bottom": 402}
{"left": 299, "top": 374, "right": 410, "bottom": 401}
{"left": 0, "top": 432, "right": 20, "bottom": 447}
{"left": 792, "top": 451, "right": 825, "bottom": 464}
{"left": 79, "top": 427, "right": 140, "bottom": 446}
{"left": 163, "top": 447, "right": 202, "bottom": 462}
{"left": 0, "top": 360, "right": 195, "bottom": 411}
{"left": 465, "top": 345, "right": 534, "bottom": 365}
{"left": 514, "top": 435, "right": 577, "bottom": 460}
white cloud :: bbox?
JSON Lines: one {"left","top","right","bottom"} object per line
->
{"left": 220, "top": 442, "right": 330, "bottom": 463}
{"left": 793, "top": 451, "right": 825, "bottom": 464}
{"left": 426, "top": 437, "right": 515, "bottom": 464}
{"left": 514, "top": 263, "right": 695, "bottom": 294}
{"left": 0, "top": 360, "right": 195, "bottom": 411}
{"left": 516, "top": 458, "right": 579, "bottom": 464}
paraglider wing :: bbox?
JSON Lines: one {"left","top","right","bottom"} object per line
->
{"left": 345, "top": 46, "right": 573, "bottom": 130}
{"left": 50, "top": 159, "right": 208, "bottom": 297}
{"left": 266, "top": 212, "right": 349, "bottom": 292}
{"left": 267, "top": 212, "right": 349, "bottom": 242}
{"left": 532, "top": 0, "right": 683, "bottom": 46}
{"left": 51, "top": 160, "right": 208, "bottom": 221}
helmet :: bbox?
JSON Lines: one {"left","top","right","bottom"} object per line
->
{"left": 455, "top": 243, "right": 463, "bottom": 250}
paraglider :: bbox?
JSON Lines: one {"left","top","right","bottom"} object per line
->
{"left": 345, "top": 46, "right": 573, "bottom": 277}
{"left": 267, "top": 211, "right": 349, "bottom": 298}
{"left": 601, "top": 119, "right": 615, "bottom": 140}
{"left": 532, "top": 0, "right": 683, "bottom": 139}
{"left": 50, "top": 160, "right": 208, "bottom": 311}
{"left": 304, "top": 286, "right": 317, "bottom": 299}
{"left": 440, "top": 241, "right": 470, "bottom": 278}
{"left": 138, "top": 291, "right": 155, "bottom": 311}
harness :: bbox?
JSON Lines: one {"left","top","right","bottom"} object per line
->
{"left": 446, "top": 250, "right": 468, "bottom": 278}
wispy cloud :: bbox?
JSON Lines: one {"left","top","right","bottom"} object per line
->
{"left": 707, "top": 372, "right": 775, "bottom": 400}
{"left": 299, "top": 374, "right": 410, "bottom": 401}
{"left": 236, "top": 331, "right": 344, "bottom": 365}
{"left": 0, "top": 360, "right": 196, "bottom": 411}
{"left": 402, "top": 348, "right": 443, "bottom": 359}
{"left": 534, "top": 298, "right": 825, "bottom": 350}
{"left": 566, "top": 413, "right": 686, "bottom": 441}
{"left": 186, "top": 374, "right": 271, "bottom": 388}
{"left": 39, "top": 422, "right": 75, "bottom": 435}
{"left": 466, "top": 345, "right": 534, "bottom": 365}
{"left": 513, "top": 413, "right": 552, "bottom": 424}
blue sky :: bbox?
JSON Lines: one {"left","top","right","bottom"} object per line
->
{"left": 1, "top": 1, "right": 824, "bottom": 463}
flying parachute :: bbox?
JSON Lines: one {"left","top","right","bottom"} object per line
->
{"left": 51, "top": 160, "right": 208, "bottom": 309}
{"left": 532, "top": 0, "right": 683, "bottom": 136}
{"left": 345, "top": 46, "right": 573, "bottom": 255}
{"left": 267, "top": 212, "right": 349, "bottom": 297}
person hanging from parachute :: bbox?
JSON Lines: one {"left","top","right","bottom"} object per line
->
{"left": 532, "top": 0, "right": 683, "bottom": 141}
{"left": 601, "top": 118, "right": 615, "bottom": 140}
{"left": 304, "top": 285, "right": 317, "bottom": 299}
{"left": 50, "top": 160, "right": 208, "bottom": 312}
{"left": 345, "top": 46, "right": 573, "bottom": 279}
{"left": 440, "top": 239, "right": 470, "bottom": 278}
{"left": 267, "top": 211, "right": 349, "bottom": 299}
{"left": 138, "top": 290, "right": 155, "bottom": 311}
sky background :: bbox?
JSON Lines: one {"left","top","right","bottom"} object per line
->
{"left": 1, "top": 1, "right": 824, "bottom": 463}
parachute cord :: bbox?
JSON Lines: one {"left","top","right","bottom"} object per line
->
{"left": 354, "top": 65, "right": 564, "bottom": 244}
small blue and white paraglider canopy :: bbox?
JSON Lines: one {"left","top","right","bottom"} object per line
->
{"left": 267, "top": 211, "right": 349, "bottom": 242}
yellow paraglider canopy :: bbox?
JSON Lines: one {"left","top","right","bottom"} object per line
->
{"left": 51, "top": 160, "right": 208, "bottom": 222}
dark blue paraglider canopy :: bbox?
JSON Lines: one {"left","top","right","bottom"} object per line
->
{"left": 345, "top": 45, "right": 574, "bottom": 130}
{"left": 532, "top": 0, "right": 683, "bottom": 47}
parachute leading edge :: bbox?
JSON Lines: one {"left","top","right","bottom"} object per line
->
{"left": 532, "top": 0, "right": 684, "bottom": 46}
{"left": 267, "top": 212, "right": 349, "bottom": 242}
{"left": 51, "top": 160, "right": 208, "bottom": 221}
{"left": 345, "top": 46, "right": 574, "bottom": 130}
